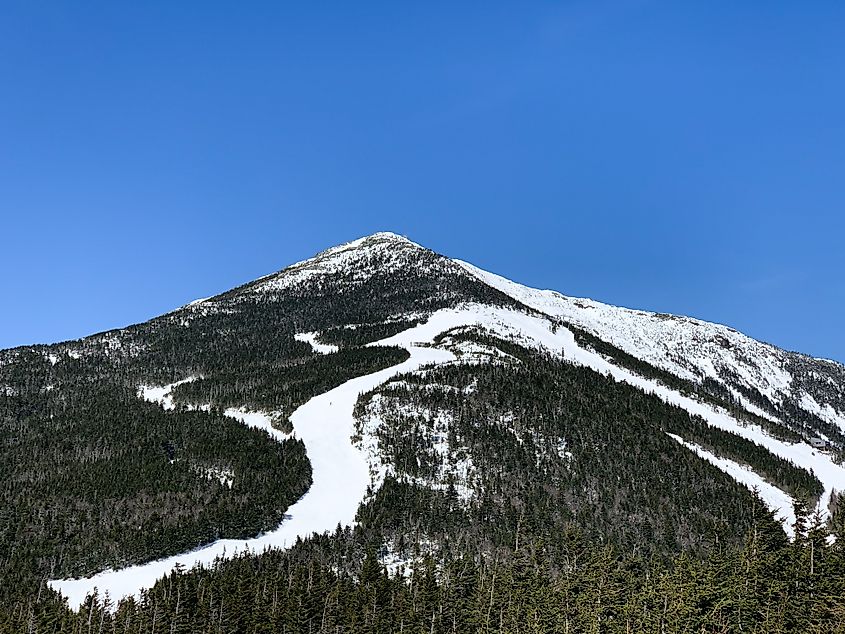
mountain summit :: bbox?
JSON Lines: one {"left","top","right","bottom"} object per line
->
{"left": 2, "top": 232, "right": 844, "bottom": 617}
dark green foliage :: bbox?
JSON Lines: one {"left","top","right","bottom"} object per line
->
{"left": 5, "top": 505, "right": 845, "bottom": 633}
{"left": 568, "top": 324, "right": 808, "bottom": 444}
{"left": 0, "top": 374, "right": 312, "bottom": 582}
{"left": 1, "top": 236, "right": 840, "bottom": 631}
{"left": 0, "top": 238, "right": 522, "bottom": 614}
{"left": 354, "top": 340, "right": 791, "bottom": 560}
{"left": 569, "top": 323, "right": 845, "bottom": 454}
{"left": 0, "top": 338, "right": 409, "bottom": 600}
{"left": 661, "top": 413, "right": 823, "bottom": 501}
{"left": 172, "top": 346, "right": 410, "bottom": 428}
{"left": 564, "top": 327, "right": 822, "bottom": 498}
{"left": 360, "top": 334, "right": 823, "bottom": 559}
{"left": 319, "top": 320, "right": 422, "bottom": 347}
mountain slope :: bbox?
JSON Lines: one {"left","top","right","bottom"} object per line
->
{"left": 457, "top": 259, "right": 845, "bottom": 443}
{"left": 2, "top": 231, "right": 844, "bottom": 615}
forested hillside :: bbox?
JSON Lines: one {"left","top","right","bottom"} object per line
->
{"left": 353, "top": 330, "right": 823, "bottom": 561}
{"left": 5, "top": 502, "right": 845, "bottom": 633}
{"left": 2, "top": 232, "right": 844, "bottom": 633}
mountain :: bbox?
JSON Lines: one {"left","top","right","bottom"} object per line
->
{"left": 2, "top": 231, "right": 845, "bottom": 630}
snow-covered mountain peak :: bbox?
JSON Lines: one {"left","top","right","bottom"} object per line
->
{"left": 242, "top": 232, "right": 437, "bottom": 295}
{"left": 14, "top": 230, "right": 845, "bottom": 613}
{"left": 173, "top": 233, "right": 845, "bottom": 438}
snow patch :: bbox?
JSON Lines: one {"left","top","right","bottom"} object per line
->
{"left": 138, "top": 377, "right": 197, "bottom": 410}
{"left": 194, "top": 465, "right": 234, "bottom": 488}
{"left": 357, "top": 398, "right": 477, "bottom": 504}
{"left": 294, "top": 332, "right": 339, "bottom": 355}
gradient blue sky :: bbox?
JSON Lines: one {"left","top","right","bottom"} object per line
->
{"left": 2, "top": 2, "right": 844, "bottom": 361}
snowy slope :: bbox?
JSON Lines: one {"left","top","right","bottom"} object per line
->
{"left": 374, "top": 305, "right": 845, "bottom": 525}
{"left": 178, "top": 233, "right": 845, "bottom": 524}
{"left": 666, "top": 433, "right": 797, "bottom": 537}
{"left": 49, "top": 328, "right": 454, "bottom": 610}
{"left": 456, "top": 259, "right": 845, "bottom": 437}
{"left": 242, "top": 232, "right": 472, "bottom": 296}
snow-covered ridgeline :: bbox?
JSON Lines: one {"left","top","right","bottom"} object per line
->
{"left": 666, "top": 433, "right": 796, "bottom": 537}
{"left": 49, "top": 330, "right": 455, "bottom": 610}
{"left": 252, "top": 232, "right": 426, "bottom": 294}
{"left": 449, "top": 262, "right": 845, "bottom": 513}
{"left": 294, "top": 332, "right": 339, "bottom": 355}
{"left": 377, "top": 305, "right": 845, "bottom": 524}
{"left": 556, "top": 317, "right": 844, "bottom": 522}
{"left": 455, "top": 260, "right": 845, "bottom": 430}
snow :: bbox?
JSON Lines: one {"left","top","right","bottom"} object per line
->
{"left": 49, "top": 326, "right": 455, "bottom": 611}
{"left": 449, "top": 264, "right": 845, "bottom": 520}
{"left": 195, "top": 465, "right": 234, "bottom": 488}
{"left": 251, "top": 232, "right": 427, "bottom": 294}
{"left": 294, "top": 332, "right": 339, "bottom": 355}
{"left": 43, "top": 241, "right": 845, "bottom": 609}
{"left": 225, "top": 408, "right": 293, "bottom": 442}
{"left": 357, "top": 399, "right": 477, "bottom": 503}
{"left": 380, "top": 304, "right": 845, "bottom": 524}
{"left": 456, "top": 259, "right": 798, "bottom": 406}
{"left": 138, "top": 377, "right": 197, "bottom": 410}
{"left": 799, "top": 393, "right": 845, "bottom": 434}
{"left": 667, "top": 433, "right": 796, "bottom": 537}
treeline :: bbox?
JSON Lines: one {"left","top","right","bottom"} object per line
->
{"left": 0, "top": 378, "right": 311, "bottom": 585}
{"left": 6, "top": 501, "right": 845, "bottom": 633}
{"left": 318, "top": 320, "right": 421, "bottom": 348}
{"left": 662, "top": 409, "right": 823, "bottom": 501}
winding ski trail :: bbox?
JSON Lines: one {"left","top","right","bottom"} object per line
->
{"left": 49, "top": 337, "right": 454, "bottom": 609}
{"left": 49, "top": 304, "right": 842, "bottom": 610}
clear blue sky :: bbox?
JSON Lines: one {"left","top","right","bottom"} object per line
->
{"left": 2, "top": 2, "right": 843, "bottom": 361}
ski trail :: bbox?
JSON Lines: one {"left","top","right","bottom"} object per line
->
{"left": 49, "top": 340, "right": 455, "bottom": 610}
{"left": 377, "top": 306, "right": 845, "bottom": 528}
{"left": 666, "top": 433, "right": 796, "bottom": 537}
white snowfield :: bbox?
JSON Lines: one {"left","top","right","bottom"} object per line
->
{"left": 456, "top": 259, "right": 845, "bottom": 432}
{"left": 49, "top": 329, "right": 454, "bottom": 610}
{"left": 138, "top": 377, "right": 197, "bottom": 410}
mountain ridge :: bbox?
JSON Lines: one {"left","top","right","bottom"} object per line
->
{"left": 182, "top": 230, "right": 843, "bottom": 367}
{"left": 3, "top": 230, "right": 845, "bottom": 617}
{"left": 164, "top": 231, "right": 845, "bottom": 445}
